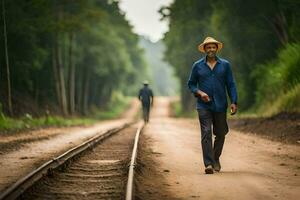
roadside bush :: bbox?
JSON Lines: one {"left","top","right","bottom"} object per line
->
{"left": 252, "top": 43, "right": 300, "bottom": 114}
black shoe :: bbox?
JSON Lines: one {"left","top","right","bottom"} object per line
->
{"left": 205, "top": 165, "right": 214, "bottom": 174}
{"left": 214, "top": 160, "right": 221, "bottom": 172}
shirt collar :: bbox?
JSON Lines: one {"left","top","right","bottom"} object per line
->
{"left": 203, "top": 55, "right": 221, "bottom": 64}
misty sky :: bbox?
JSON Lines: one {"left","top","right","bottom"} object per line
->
{"left": 119, "top": 0, "right": 173, "bottom": 42}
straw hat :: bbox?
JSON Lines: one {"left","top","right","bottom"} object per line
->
{"left": 143, "top": 80, "right": 149, "bottom": 85}
{"left": 198, "top": 37, "right": 223, "bottom": 53}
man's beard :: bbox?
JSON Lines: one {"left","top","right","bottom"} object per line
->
{"left": 206, "top": 51, "right": 216, "bottom": 58}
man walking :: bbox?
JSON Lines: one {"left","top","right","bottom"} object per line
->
{"left": 138, "top": 81, "right": 154, "bottom": 123}
{"left": 187, "top": 37, "right": 238, "bottom": 174}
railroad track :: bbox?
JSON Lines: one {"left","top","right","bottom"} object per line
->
{"left": 0, "top": 122, "right": 144, "bottom": 200}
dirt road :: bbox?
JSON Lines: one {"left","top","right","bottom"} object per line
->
{"left": 140, "top": 97, "right": 300, "bottom": 200}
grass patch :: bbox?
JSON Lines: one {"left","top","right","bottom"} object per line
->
{"left": 260, "top": 84, "right": 300, "bottom": 116}
{"left": 92, "top": 96, "right": 131, "bottom": 120}
{"left": 249, "top": 84, "right": 300, "bottom": 117}
{"left": 229, "top": 85, "right": 300, "bottom": 118}
{"left": 251, "top": 43, "right": 300, "bottom": 116}
{"left": 0, "top": 96, "right": 132, "bottom": 133}
{"left": 0, "top": 114, "right": 97, "bottom": 134}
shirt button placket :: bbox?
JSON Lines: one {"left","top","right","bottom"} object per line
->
{"left": 212, "top": 73, "right": 216, "bottom": 111}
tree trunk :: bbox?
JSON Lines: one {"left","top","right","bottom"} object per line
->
{"left": 55, "top": 36, "right": 68, "bottom": 116}
{"left": 34, "top": 77, "right": 39, "bottom": 107}
{"left": 52, "top": 46, "right": 61, "bottom": 108}
{"left": 68, "top": 31, "right": 75, "bottom": 115}
{"left": 180, "top": 79, "right": 194, "bottom": 113}
{"left": 2, "top": 0, "right": 12, "bottom": 116}
{"left": 82, "top": 70, "right": 90, "bottom": 115}
{"left": 272, "top": 11, "right": 289, "bottom": 45}
{"left": 264, "top": 11, "right": 289, "bottom": 46}
{"left": 53, "top": 2, "right": 68, "bottom": 116}
{"left": 76, "top": 67, "right": 83, "bottom": 113}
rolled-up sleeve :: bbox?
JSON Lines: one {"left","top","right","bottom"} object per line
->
{"left": 225, "top": 62, "right": 238, "bottom": 105}
{"left": 187, "top": 63, "right": 198, "bottom": 95}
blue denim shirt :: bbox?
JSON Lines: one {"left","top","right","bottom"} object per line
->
{"left": 187, "top": 56, "right": 238, "bottom": 112}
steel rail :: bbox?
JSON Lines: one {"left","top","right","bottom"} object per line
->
{"left": 0, "top": 122, "right": 131, "bottom": 200}
{"left": 126, "top": 122, "right": 144, "bottom": 200}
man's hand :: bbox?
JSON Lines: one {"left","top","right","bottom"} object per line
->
{"left": 230, "top": 104, "right": 237, "bottom": 115}
{"left": 196, "top": 90, "right": 210, "bottom": 102}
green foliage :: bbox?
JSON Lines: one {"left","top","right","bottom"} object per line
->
{"left": 0, "top": 114, "right": 95, "bottom": 132}
{"left": 0, "top": 0, "right": 148, "bottom": 116}
{"left": 279, "top": 44, "right": 300, "bottom": 88}
{"left": 92, "top": 93, "right": 131, "bottom": 120}
{"left": 252, "top": 43, "right": 300, "bottom": 114}
{"left": 162, "top": 0, "right": 213, "bottom": 111}
{"left": 163, "top": 0, "right": 300, "bottom": 113}
{"left": 0, "top": 95, "right": 131, "bottom": 132}
{"left": 274, "top": 84, "right": 300, "bottom": 113}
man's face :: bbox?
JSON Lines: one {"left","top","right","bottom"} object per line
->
{"left": 204, "top": 43, "right": 218, "bottom": 58}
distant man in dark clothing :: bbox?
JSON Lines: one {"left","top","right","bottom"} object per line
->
{"left": 138, "top": 81, "right": 154, "bottom": 123}
{"left": 187, "top": 37, "right": 238, "bottom": 174}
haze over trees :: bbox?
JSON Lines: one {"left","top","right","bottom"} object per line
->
{"left": 139, "top": 36, "right": 179, "bottom": 96}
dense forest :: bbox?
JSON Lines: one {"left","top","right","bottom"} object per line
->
{"left": 0, "top": 0, "right": 148, "bottom": 117}
{"left": 161, "top": 0, "right": 300, "bottom": 114}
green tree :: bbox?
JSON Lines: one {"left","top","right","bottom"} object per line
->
{"left": 0, "top": 0, "right": 148, "bottom": 117}
{"left": 162, "top": 0, "right": 300, "bottom": 112}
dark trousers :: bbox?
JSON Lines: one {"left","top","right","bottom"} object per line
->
{"left": 142, "top": 104, "right": 150, "bottom": 122}
{"left": 197, "top": 109, "right": 228, "bottom": 167}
